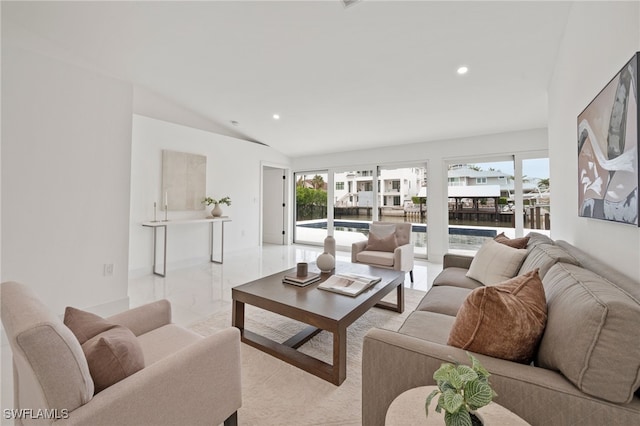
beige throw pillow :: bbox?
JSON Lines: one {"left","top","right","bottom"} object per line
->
{"left": 448, "top": 269, "right": 547, "bottom": 363}
{"left": 466, "top": 239, "right": 527, "bottom": 285}
{"left": 369, "top": 223, "right": 396, "bottom": 238}
{"left": 365, "top": 231, "right": 398, "bottom": 252}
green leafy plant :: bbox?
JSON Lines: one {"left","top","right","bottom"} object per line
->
{"left": 202, "top": 196, "right": 231, "bottom": 206}
{"left": 426, "top": 353, "right": 497, "bottom": 426}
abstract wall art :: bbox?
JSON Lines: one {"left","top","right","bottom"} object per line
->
{"left": 578, "top": 52, "right": 639, "bottom": 226}
{"left": 162, "top": 150, "right": 206, "bottom": 211}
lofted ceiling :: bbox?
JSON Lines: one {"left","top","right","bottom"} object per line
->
{"left": 2, "top": 1, "right": 572, "bottom": 157}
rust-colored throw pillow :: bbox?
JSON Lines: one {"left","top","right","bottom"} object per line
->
{"left": 81, "top": 326, "right": 145, "bottom": 394}
{"left": 365, "top": 231, "right": 398, "bottom": 252}
{"left": 494, "top": 232, "right": 530, "bottom": 249}
{"left": 64, "top": 306, "right": 117, "bottom": 344}
{"left": 448, "top": 269, "right": 547, "bottom": 363}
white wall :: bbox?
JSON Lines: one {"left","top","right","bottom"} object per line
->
{"left": 129, "top": 115, "right": 290, "bottom": 275}
{"left": 293, "top": 128, "right": 548, "bottom": 260}
{"left": 1, "top": 45, "right": 133, "bottom": 315}
{"left": 548, "top": 1, "right": 640, "bottom": 281}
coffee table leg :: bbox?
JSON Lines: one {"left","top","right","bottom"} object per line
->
{"left": 374, "top": 282, "right": 405, "bottom": 313}
{"left": 333, "top": 326, "right": 347, "bottom": 385}
{"left": 396, "top": 283, "right": 404, "bottom": 313}
{"left": 232, "top": 299, "right": 245, "bottom": 330}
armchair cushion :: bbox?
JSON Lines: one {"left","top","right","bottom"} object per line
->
{"left": 356, "top": 250, "right": 395, "bottom": 267}
{"left": 2, "top": 282, "right": 95, "bottom": 411}
{"left": 82, "top": 326, "right": 145, "bottom": 394}
{"left": 365, "top": 231, "right": 397, "bottom": 252}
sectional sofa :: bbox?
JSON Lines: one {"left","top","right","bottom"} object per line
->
{"left": 362, "top": 233, "right": 640, "bottom": 425}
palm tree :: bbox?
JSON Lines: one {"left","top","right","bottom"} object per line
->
{"left": 538, "top": 178, "right": 550, "bottom": 190}
{"left": 311, "top": 175, "right": 325, "bottom": 190}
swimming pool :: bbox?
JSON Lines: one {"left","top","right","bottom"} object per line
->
{"left": 297, "top": 220, "right": 498, "bottom": 237}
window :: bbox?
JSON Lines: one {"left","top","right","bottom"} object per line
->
{"left": 392, "top": 180, "right": 400, "bottom": 191}
{"left": 362, "top": 182, "right": 373, "bottom": 191}
{"left": 475, "top": 177, "right": 487, "bottom": 184}
{"left": 448, "top": 177, "right": 463, "bottom": 186}
{"left": 393, "top": 196, "right": 401, "bottom": 206}
{"left": 336, "top": 182, "right": 344, "bottom": 190}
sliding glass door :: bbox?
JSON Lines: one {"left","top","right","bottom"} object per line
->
{"left": 332, "top": 169, "right": 375, "bottom": 248}
{"left": 294, "top": 171, "right": 328, "bottom": 245}
{"left": 447, "top": 155, "right": 550, "bottom": 253}
{"left": 377, "top": 164, "right": 428, "bottom": 257}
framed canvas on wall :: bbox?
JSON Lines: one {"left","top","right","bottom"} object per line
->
{"left": 578, "top": 52, "right": 639, "bottom": 226}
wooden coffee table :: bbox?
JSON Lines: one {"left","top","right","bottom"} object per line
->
{"left": 232, "top": 261, "right": 404, "bottom": 385}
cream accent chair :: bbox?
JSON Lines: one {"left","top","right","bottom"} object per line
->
{"left": 351, "top": 221, "right": 414, "bottom": 282}
{"left": 1, "top": 281, "right": 241, "bottom": 426}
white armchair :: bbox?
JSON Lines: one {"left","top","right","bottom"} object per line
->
{"left": 1, "top": 281, "right": 241, "bottom": 426}
{"left": 352, "top": 221, "right": 414, "bottom": 282}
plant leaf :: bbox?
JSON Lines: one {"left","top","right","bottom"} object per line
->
{"left": 425, "top": 389, "right": 440, "bottom": 417}
{"left": 444, "top": 409, "right": 473, "bottom": 426}
{"left": 434, "top": 363, "right": 455, "bottom": 382}
{"left": 447, "top": 369, "right": 464, "bottom": 390}
{"left": 464, "top": 380, "right": 494, "bottom": 410}
{"left": 456, "top": 365, "right": 478, "bottom": 383}
{"left": 442, "top": 389, "right": 464, "bottom": 413}
{"left": 469, "top": 353, "right": 491, "bottom": 379}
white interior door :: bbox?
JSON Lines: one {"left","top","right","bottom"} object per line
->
{"left": 262, "top": 166, "right": 286, "bottom": 244}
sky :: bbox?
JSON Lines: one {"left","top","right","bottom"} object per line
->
{"left": 472, "top": 159, "right": 550, "bottom": 180}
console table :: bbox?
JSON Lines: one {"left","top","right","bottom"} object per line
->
{"left": 142, "top": 217, "right": 231, "bottom": 277}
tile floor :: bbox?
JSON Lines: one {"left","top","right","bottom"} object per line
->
{"left": 128, "top": 243, "right": 442, "bottom": 327}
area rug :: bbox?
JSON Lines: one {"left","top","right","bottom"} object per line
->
{"left": 189, "top": 287, "right": 426, "bottom": 426}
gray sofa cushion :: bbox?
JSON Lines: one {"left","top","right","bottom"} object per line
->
{"left": 537, "top": 263, "right": 640, "bottom": 403}
{"left": 415, "top": 286, "right": 472, "bottom": 316}
{"left": 519, "top": 243, "right": 580, "bottom": 279}
{"left": 432, "top": 267, "right": 482, "bottom": 289}
{"left": 525, "top": 232, "right": 554, "bottom": 250}
{"left": 398, "top": 311, "right": 455, "bottom": 344}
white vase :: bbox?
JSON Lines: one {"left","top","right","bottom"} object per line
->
{"left": 211, "top": 204, "right": 223, "bottom": 217}
{"left": 316, "top": 252, "right": 335, "bottom": 273}
{"left": 324, "top": 235, "right": 336, "bottom": 258}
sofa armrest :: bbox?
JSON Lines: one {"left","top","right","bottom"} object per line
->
{"left": 107, "top": 299, "right": 172, "bottom": 336}
{"left": 393, "top": 243, "right": 414, "bottom": 272}
{"left": 443, "top": 253, "right": 474, "bottom": 270}
{"left": 362, "top": 328, "right": 640, "bottom": 426}
{"left": 352, "top": 240, "right": 368, "bottom": 263}
{"left": 62, "top": 327, "right": 242, "bottom": 426}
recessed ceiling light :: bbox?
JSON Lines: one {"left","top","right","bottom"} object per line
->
{"left": 457, "top": 66, "right": 469, "bottom": 75}
{"left": 273, "top": 114, "right": 280, "bottom": 120}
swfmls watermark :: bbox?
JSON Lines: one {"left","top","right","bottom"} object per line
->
{"left": 4, "top": 409, "right": 69, "bottom": 420}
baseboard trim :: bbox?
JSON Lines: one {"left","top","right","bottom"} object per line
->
{"left": 128, "top": 256, "right": 211, "bottom": 279}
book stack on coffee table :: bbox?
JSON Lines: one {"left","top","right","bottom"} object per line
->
{"left": 282, "top": 272, "right": 321, "bottom": 287}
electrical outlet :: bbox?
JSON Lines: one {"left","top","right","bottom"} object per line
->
{"left": 103, "top": 264, "right": 114, "bottom": 276}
